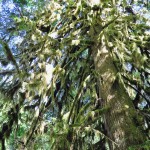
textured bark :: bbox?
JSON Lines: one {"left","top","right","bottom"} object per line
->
{"left": 92, "top": 35, "right": 145, "bottom": 150}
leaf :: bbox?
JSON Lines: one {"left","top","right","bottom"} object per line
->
{"left": 71, "top": 40, "right": 80, "bottom": 46}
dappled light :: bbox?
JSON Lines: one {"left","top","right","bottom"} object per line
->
{"left": 0, "top": 0, "right": 150, "bottom": 150}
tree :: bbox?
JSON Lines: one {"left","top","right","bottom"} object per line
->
{"left": 0, "top": 0, "right": 150, "bottom": 149}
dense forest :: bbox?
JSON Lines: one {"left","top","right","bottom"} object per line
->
{"left": 0, "top": 0, "right": 150, "bottom": 149}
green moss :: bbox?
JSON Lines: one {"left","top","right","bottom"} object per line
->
{"left": 128, "top": 140, "right": 150, "bottom": 150}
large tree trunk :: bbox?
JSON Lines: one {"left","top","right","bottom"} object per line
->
{"left": 92, "top": 35, "right": 145, "bottom": 150}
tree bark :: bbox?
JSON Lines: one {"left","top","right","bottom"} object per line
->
{"left": 92, "top": 35, "right": 145, "bottom": 150}
{"left": 1, "top": 138, "right": 5, "bottom": 150}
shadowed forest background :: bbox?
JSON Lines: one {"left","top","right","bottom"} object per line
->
{"left": 0, "top": 0, "right": 150, "bottom": 149}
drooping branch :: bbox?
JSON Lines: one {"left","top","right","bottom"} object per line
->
{"left": 0, "top": 40, "right": 19, "bottom": 72}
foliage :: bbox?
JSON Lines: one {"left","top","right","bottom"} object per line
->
{"left": 128, "top": 140, "right": 150, "bottom": 150}
{"left": 0, "top": 0, "right": 150, "bottom": 149}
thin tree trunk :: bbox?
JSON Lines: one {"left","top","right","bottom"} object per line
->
{"left": 1, "top": 138, "right": 5, "bottom": 150}
{"left": 92, "top": 35, "right": 145, "bottom": 150}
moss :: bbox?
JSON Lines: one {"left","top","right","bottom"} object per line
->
{"left": 128, "top": 140, "right": 150, "bottom": 150}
